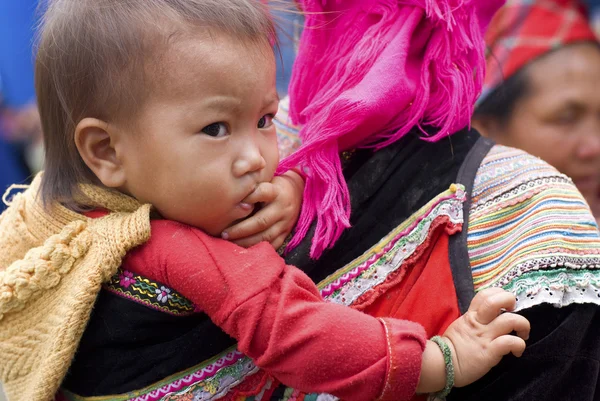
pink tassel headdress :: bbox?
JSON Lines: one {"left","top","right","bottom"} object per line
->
{"left": 278, "top": 0, "right": 505, "bottom": 258}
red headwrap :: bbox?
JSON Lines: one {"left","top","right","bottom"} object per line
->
{"left": 479, "top": 0, "right": 598, "bottom": 103}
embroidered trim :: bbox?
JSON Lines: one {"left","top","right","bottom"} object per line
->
{"left": 469, "top": 185, "right": 600, "bottom": 289}
{"left": 103, "top": 269, "right": 196, "bottom": 316}
{"left": 159, "top": 359, "right": 264, "bottom": 401}
{"left": 61, "top": 349, "right": 257, "bottom": 401}
{"left": 479, "top": 252, "right": 600, "bottom": 290}
{"left": 470, "top": 145, "right": 567, "bottom": 206}
{"left": 318, "top": 185, "right": 465, "bottom": 307}
{"left": 503, "top": 269, "right": 600, "bottom": 312}
{"left": 471, "top": 176, "right": 572, "bottom": 215}
{"left": 352, "top": 216, "right": 458, "bottom": 311}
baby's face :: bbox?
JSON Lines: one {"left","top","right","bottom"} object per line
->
{"left": 116, "top": 33, "right": 280, "bottom": 236}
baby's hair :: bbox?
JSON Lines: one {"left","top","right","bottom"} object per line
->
{"left": 36, "top": 0, "right": 281, "bottom": 210}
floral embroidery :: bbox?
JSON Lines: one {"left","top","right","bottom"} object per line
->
{"left": 156, "top": 286, "right": 172, "bottom": 303}
{"left": 104, "top": 269, "right": 195, "bottom": 316}
{"left": 119, "top": 271, "right": 136, "bottom": 288}
{"left": 159, "top": 357, "right": 261, "bottom": 401}
{"left": 60, "top": 350, "right": 261, "bottom": 401}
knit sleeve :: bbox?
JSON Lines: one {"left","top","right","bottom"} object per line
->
{"left": 124, "top": 220, "right": 427, "bottom": 401}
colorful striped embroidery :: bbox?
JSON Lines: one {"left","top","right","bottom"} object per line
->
{"left": 468, "top": 145, "right": 600, "bottom": 311}
{"left": 103, "top": 269, "right": 196, "bottom": 316}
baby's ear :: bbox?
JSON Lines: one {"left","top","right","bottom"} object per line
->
{"left": 74, "top": 118, "right": 126, "bottom": 188}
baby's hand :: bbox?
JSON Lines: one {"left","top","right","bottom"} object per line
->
{"left": 445, "top": 288, "right": 530, "bottom": 386}
{"left": 417, "top": 288, "right": 530, "bottom": 394}
{"left": 222, "top": 170, "right": 304, "bottom": 249}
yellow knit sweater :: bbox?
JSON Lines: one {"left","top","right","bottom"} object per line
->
{"left": 0, "top": 174, "right": 152, "bottom": 401}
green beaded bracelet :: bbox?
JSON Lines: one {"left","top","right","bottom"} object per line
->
{"left": 431, "top": 336, "right": 455, "bottom": 399}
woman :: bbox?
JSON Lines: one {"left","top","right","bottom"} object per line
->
{"left": 152, "top": 0, "right": 600, "bottom": 399}
{"left": 269, "top": 0, "right": 600, "bottom": 400}
{"left": 473, "top": 0, "right": 600, "bottom": 219}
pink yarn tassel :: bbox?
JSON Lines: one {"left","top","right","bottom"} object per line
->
{"left": 280, "top": 0, "right": 505, "bottom": 258}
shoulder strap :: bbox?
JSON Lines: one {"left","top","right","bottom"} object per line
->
{"left": 448, "top": 134, "right": 495, "bottom": 314}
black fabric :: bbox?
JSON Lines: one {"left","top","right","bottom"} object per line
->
{"left": 448, "top": 136, "right": 495, "bottom": 314}
{"left": 63, "top": 290, "right": 236, "bottom": 395}
{"left": 285, "top": 127, "right": 481, "bottom": 283}
{"left": 448, "top": 303, "right": 600, "bottom": 401}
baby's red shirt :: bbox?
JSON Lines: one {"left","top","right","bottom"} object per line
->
{"left": 115, "top": 219, "right": 428, "bottom": 401}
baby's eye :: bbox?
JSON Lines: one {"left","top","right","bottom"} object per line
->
{"left": 257, "top": 114, "right": 275, "bottom": 129}
{"left": 201, "top": 122, "right": 228, "bottom": 137}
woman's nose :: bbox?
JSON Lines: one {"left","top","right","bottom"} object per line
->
{"left": 576, "top": 123, "right": 600, "bottom": 160}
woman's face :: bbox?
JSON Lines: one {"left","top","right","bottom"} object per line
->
{"left": 483, "top": 43, "right": 600, "bottom": 214}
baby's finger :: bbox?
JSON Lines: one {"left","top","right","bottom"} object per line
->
{"left": 468, "top": 287, "right": 507, "bottom": 312}
{"left": 223, "top": 209, "right": 278, "bottom": 241}
{"left": 272, "top": 233, "right": 289, "bottom": 250}
{"left": 490, "top": 335, "right": 527, "bottom": 358}
{"left": 487, "top": 313, "right": 530, "bottom": 341}
{"left": 475, "top": 291, "right": 517, "bottom": 325}
{"left": 230, "top": 233, "right": 267, "bottom": 248}
{"left": 242, "top": 182, "right": 278, "bottom": 205}
{"left": 230, "top": 224, "right": 285, "bottom": 248}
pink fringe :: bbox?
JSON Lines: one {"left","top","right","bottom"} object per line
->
{"left": 278, "top": 0, "right": 505, "bottom": 258}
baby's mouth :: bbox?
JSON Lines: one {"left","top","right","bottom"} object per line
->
{"left": 229, "top": 202, "right": 261, "bottom": 227}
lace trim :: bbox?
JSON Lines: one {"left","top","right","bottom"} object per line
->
{"left": 352, "top": 216, "right": 459, "bottom": 311}
{"left": 477, "top": 252, "right": 600, "bottom": 290}
{"left": 502, "top": 269, "right": 600, "bottom": 312}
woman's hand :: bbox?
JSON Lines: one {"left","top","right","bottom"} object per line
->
{"left": 222, "top": 170, "right": 304, "bottom": 249}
